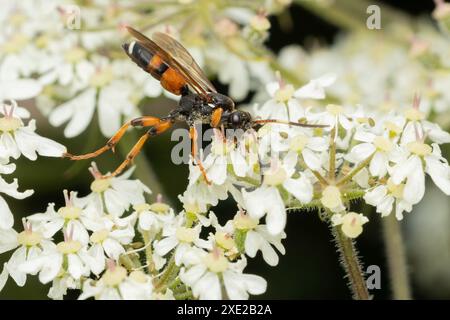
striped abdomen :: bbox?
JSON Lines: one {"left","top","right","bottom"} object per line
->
{"left": 123, "top": 41, "right": 188, "bottom": 95}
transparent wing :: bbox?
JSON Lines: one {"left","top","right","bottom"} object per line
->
{"left": 126, "top": 26, "right": 215, "bottom": 97}
{"left": 152, "top": 32, "right": 217, "bottom": 94}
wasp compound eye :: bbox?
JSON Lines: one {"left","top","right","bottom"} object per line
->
{"left": 231, "top": 113, "right": 241, "bottom": 124}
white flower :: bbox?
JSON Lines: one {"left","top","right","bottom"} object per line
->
{"left": 180, "top": 247, "right": 267, "bottom": 300}
{"left": 134, "top": 200, "right": 175, "bottom": 234}
{"left": 391, "top": 142, "right": 450, "bottom": 205}
{"left": 0, "top": 100, "right": 66, "bottom": 160}
{"left": 257, "top": 74, "right": 334, "bottom": 121}
{"left": 83, "top": 163, "right": 151, "bottom": 217}
{"left": 0, "top": 158, "right": 33, "bottom": 230}
{"left": 364, "top": 179, "right": 413, "bottom": 220}
{"left": 0, "top": 220, "right": 53, "bottom": 291}
{"left": 48, "top": 56, "right": 139, "bottom": 138}
{"left": 19, "top": 228, "right": 92, "bottom": 284}
{"left": 347, "top": 129, "right": 401, "bottom": 178}
{"left": 79, "top": 264, "right": 153, "bottom": 300}
{"left": 86, "top": 222, "right": 135, "bottom": 275}
{"left": 153, "top": 213, "right": 209, "bottom": 265}
{"left": 233, "top": 212, "right": 286, "bottom": 266}
{"left": 242, "top": 151, "right": 313, "bottom": 235}
{"left": 331, "top": 212, "right": 369, "bottom": 238}
{"left": 27, "top": 191, "right": 100, "bottom": 245}
{"left": 48, "top": 274, "right": 80, "bottom": 300}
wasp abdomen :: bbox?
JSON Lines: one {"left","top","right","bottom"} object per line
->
{"left": 123, "top": 41, "right": 188, "bottom": 95}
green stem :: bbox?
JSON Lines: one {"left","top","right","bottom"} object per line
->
{"left": 155, "top": 254, "right": 179, "bottom": 292}
{"left": 141, "top": 230, "right": 156, "bottom": 275}
{"left": 336, "top": 153, "right": 375, "bottom": 186}
{"left": 332, "top": 225, "right": 370, "bottom": 300}
{"left": 381, "top": 214, "right": 412, "bottom": 300}
{"left": 119, "top": 253, "right": 140, "bottom": 271}
{"left": 329, "top": 127, "right": 336, "bottom": 180}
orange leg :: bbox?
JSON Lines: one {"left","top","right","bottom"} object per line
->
{"left": 109, "top": 120, "right": 172, "bottom": 177}
{"left": 64, "top": 116, "right": 163, "bottom": 160}
{"left": 189, "top": 126, "right": 211, "bottom": 185}
{"left": 210, "top": 107, "right": 223, "bottom": 128}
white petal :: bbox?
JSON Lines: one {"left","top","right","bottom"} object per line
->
{"left": 283, "top": 175, "right": 313, "bottom": 204}
{"left": 425, "top": 155, "right": 450, "bottom": 195}
{"left": 0, "top": 263, "right": 8, "bottom": 291}
{"left": 0, "top": 79, "right": 42, "bottom": 101}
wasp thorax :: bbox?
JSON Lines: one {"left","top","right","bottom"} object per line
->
{"left": 208, "top": 93, "right": 235, "bottom": 111}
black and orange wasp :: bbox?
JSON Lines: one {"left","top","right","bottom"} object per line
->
{"left": 64, "top": 26, "right": 323, "bottom": 184}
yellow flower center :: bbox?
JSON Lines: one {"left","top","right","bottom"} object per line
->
{"left": 326, "top": 104, "right": 344, "bottom": 116}
{"left": 404, "top": 108, "right": 425, "bottom": 121}
{"left": 102, "top": 266, "right": 127, "bottom": 287}
{"left": 321, "top": 186, "right": 342, "bottom": 210}
{"left": 264, "top": 165, "right": 287, "bottom": 186}
{"left": 384, "top": 121, "right": 402, "bottom": 138}
{"left": 407, "top": 141, "right": 432, "bottom": 156}
{"left": 373, "top": 136, "right": 393, "bottom": 152}
{"left": 133, "top": 203, "right": 151, "bottom": 213}
{"left": 58, "top": 206, "right": 82, "bottom": 220}
{"left": 215, "top": 232, "right": 236, "bottom": 250}
{"left": 90, "top": 178, "right": 111, "bottom": 193}
{"left": 183, "top": 202, "right": 201, "bottom": 215}
{"left": 233, "top": 214, "right": 259, "bottom": 230}
{"left": 274, "top": 84, "right": 294, "bottom": 103}
{"left": 149, "top": 202, "right": 170, "bottom": 213}
{"left": 175, "top": 227, "right": 196, "bottom": 243}
{"left": 57, "top": 240, "right": 82, "bottom": 254}
{"left": 90, "top": 229, "right": 109, "bottom": 244}
{"left": 17, "top": 230, "right": 42, "bottom": 247}
{"left": 289, "top": 134, "right": 308, "bottom": 152}
{"left": 387, "top": 180, "right": 405, "bottom": 199}
{"left": 129, "top": 270, "right": 148, "bottom": 283}
{"left": 0, "top": 117, "right": 22, "bottom": 132}
{"left": 64, "top": 47, "right": 87, "bottom": 63}
{"left": 203, "top": 252, "right": 229, "bottom": 273}
{"left": 250, "top": 15, "right": 271, "bottom": 32}
{"left": 35, "top": 35, "right": 50, "bottom": 49}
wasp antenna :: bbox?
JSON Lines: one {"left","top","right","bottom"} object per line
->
{"left": 252, "top": 119, "right": 328, "bottom": 128}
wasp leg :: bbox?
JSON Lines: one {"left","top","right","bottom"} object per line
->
{"left": 64, "top": 116, "right": 163, "bottom": 160}
{"left": 210, "top": 107, "right": 223, "bottom": 128}
{"left": 108, "top": 119, "right": 173, "bottom": 177}
{"left": 189, "top": 126, "right": 211, "bottom": 185}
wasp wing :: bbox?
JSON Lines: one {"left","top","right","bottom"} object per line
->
{"left": 126, "top": 26, "right": 216, "bottom": 97}
{"left": 152, "top": 32, "right": 217, "bottom": 94}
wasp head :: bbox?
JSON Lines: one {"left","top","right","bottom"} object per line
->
{"left": 226, "top": 110, "right": 252, "bottom": 130}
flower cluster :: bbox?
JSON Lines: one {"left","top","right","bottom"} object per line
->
{"left": 278, "top": 18, "right": 450, "bottom": 129}
{"left": 0, "top": 0, "right": 289, "bottom": 139}
{"left": 0, "top": 99, "right": 65, "bottom": 291}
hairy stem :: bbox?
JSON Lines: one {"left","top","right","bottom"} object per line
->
{"left": 141, "top": 230, "right": 156, "bottom": 275}
{"left": 155, "top": 254, "right": 179, "bottom": 292}
{"left": 381, "top": 214, "right": 412, "bottom": 300}
{"left": 332, "top": 225, "right": 370, "bottom": 300}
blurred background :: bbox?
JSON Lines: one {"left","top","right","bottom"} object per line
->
{"left": 1, "top": 0, "right": 450, "bottom": 299}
